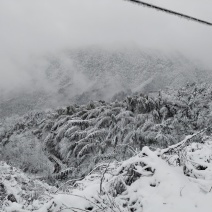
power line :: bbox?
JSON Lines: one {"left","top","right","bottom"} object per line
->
{"left": 124, "top": 0, "right": 212, "bottom": 26}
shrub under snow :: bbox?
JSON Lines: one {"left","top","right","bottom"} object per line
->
{"left": 1, "top": 132, "right": 212, "bottom": 212}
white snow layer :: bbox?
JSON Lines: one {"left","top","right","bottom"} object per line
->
{"left": 1, "top": 136, "right": 212, "bottom": 211}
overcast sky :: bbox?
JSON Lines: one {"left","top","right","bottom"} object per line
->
{"left": 0, "top": 0, "right": 212, "bottom": 94}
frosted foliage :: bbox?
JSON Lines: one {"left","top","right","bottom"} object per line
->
{"left": 1, "top": 133, "right": 212, "bottom": 211}
{"left": 1, "top": 83, "right": 212, "bottom": 181}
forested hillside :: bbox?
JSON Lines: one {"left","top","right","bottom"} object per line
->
{"left": 1, "top": 128, "right": 212, "bottom": 212}
{"left": 1, "top": 48, "right": 211, "bottom": 119}
{"left": 1, "top": 0, "right": 212, "bottom": 211}
{"left": 1, "top": 83, "right": 212, "bottom": 181}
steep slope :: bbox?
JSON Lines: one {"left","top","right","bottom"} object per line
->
{"left": 1, "top": 47, "right": 211, "bottom": 119}
{"left": 1, "top": 131, "right": 212, "bottom": 212}
{"left": 1, "top": 83, "right": 212, "bottom": 182}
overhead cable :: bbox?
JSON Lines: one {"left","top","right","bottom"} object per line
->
{"left": 124, "top": 0, "right": 212, "bottom": 26}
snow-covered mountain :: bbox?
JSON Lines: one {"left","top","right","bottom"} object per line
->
{"left": 1, "top": 81, "right": 212, "bottom": 211}
{"left": 1, "top": 83, "right": 212, "bottom": 181}
{"left": 0, "top": 47, "right": 211, "bottom": 119}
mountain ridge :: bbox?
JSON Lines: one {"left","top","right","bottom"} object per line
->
{"left": 0, "top": 47, "right": 211, "bottom": 119}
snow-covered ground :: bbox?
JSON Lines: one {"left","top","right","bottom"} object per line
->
{"left": 1, "top": 133, "right": 212, "bottom": 212}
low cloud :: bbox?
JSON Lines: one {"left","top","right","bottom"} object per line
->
{"left": 0, "top": 0, "right": 212, "bottom": 98}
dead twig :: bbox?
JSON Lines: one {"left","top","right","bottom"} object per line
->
{"left": 180, "top": 186, "right": 185, "bottom": 197}
{"left": 100, "top": 161, "right": 111, "bottom": 195}
{"left": 55, "top": 163, "right": 108, "bottom": 194}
